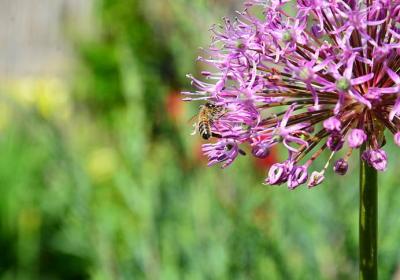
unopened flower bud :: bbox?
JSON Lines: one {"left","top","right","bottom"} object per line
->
{"left": 333, "top": 158, "right": 348, "bottom": 175}
{"left": 327, "top": 133, "right": 344, "bottom": 151}
{"left": 348, "top": 129, "right": 367, "bottom": 148}
{"left": 323, "top": 116, "right": 341, "bottom": 132}
{"left": 252, "top": 144, "right": 270, "bottom": 158}
{"left": 308, "top": 171, "right": 325, "bottom": 188}
{"left": 362, "top": 149, "right": 387, "bottom": 171}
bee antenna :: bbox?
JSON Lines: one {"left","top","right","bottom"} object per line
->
{"left": 211, "top": 132, "right": 222, "bottom": 138}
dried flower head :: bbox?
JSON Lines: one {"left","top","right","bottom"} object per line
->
{"left": 185, "top": 0, "right": 400, "bottom": 189}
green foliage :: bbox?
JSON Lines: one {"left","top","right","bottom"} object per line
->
{"left": 2, "top": 1, "right": 400, "bottom": 279}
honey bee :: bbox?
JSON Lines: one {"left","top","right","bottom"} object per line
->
{"left": 190, "top": 102, "right": 247, "bottom": 156}
{"left": 191, "top": 102, "right": 225, "bottom": 140}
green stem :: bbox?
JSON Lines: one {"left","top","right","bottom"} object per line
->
{"left": 359, "top": 145, "right": 378, "bottom": 280}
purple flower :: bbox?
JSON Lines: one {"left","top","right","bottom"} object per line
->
{"left": 362, "top": 149, "right": 388, "bottom": 171}
{"left": 202, "top": 140, "right": 241, "bottom": 168}
{"left": 323, "top": 117, "right": 341, "bottom": 132}
{"left": 266, "top": 161, "right": 293, "bottom": 185}
{"left": 394, "top": 132, "right": 400, "bottom": 147}
{"left": 327, "top": 133, "right": 344, "bottom": 152}
{"left": 251, "top": 143, "right": 270, "bottom": 158}
{"left": 333, "top": 159, "right": 349, "bottom": 175}
{"left": 308, "top": 171, "right": 325, "bottom": 188}
{"left": 288, "top": 165, "right": 308, "bottom": 189}
{"left": 348, "top": 129, "right": 367, "bottom": 149}
{"left": 186, "top": 0, "right": 398, "bottom": 188}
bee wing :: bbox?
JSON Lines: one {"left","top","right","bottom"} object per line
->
{"left": 187, "top": 112, "right": 199, "bottom": 124}
{"left": 188, "top": 113, "right": 199, "bottom": 136}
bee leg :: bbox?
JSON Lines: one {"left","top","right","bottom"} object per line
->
{"left": 239, "top": 149, "right": 246, "bottom": 156}
{"left": 190, "top": 122, "right": 198, "bottom": 136}
{"left": 211, "top": 132, "right": 222, "bottom": 138}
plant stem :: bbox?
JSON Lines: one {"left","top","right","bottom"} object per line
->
{"left": 359, "top": 145, "right": 378, "bottom": 280}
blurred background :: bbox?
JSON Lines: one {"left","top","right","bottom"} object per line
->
{"left": 1, "top": 0, "right": 400, "bottom": 279}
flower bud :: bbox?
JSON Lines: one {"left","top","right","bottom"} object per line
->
{"left": 333, "top": 158, "right": 348, "bottom": 175}
{"left": 288, "top": 165, "right": 308, "bottom": 189}
{"left": 327, "top": 133, "right": 344, "bottom": 151}
{"left": 348, "top": 129, "right": 367, "bottom": 148}
{"left": 308, "top": 171, "right": 325, "bottom": 188}
{"left": 267, "top": 163, "right": 287, "bottom": 185}
{"left": 323, "top": 116, "right": 341, "bottom": 132}
{"left": 362, "top": 149, "right": 387, "bottom": 171}
{"left": 252, "top": 144, "right": 270, "bottom": 158}
{"left": 266, "top": 161, "right": 292, "bottom": 185}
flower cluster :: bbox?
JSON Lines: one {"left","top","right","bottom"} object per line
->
{"left": 185, "top": 0, "right": 400, "bottom": 189}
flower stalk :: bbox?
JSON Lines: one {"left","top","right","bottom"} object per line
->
{"left": 185, "top": 0, "right": 398, "bottom": 275}
{"left": 359, "top": 144, "right": 378, "bottom": 280}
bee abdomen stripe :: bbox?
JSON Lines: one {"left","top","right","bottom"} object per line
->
{"left": 198, "top": 121, "right": 210, "bottom": 131}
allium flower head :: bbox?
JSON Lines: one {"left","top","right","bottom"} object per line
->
{"left": 185, "top": 0, "right": 400, "bottom": 188}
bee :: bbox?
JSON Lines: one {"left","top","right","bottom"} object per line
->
{"left": 190, "top": 102, "right": 247, "bottom": 156}
{"left": 191, "top": 102, "right": 225, "bottom": 140}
